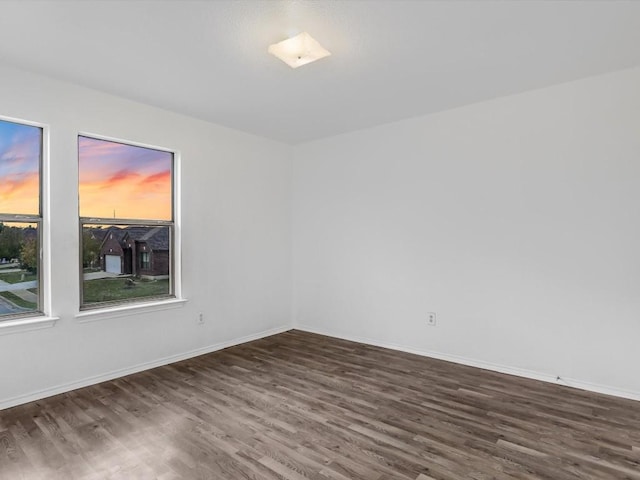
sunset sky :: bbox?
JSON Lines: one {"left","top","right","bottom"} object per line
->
{"left": 79, "top": 136, "right": 172, "bottom": 220}
{"left": 0, "top": 119, "right": 41, "bottom": 215}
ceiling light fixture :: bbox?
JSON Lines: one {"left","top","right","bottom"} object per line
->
{"left": 268, "top": 32, "right": 331, "bottom": 69}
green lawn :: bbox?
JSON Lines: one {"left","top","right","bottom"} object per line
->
{"left": 0, "top": 271, "right": 37, "bottom": 284}
{"left": 83, "top": 277, "right": 170, "bottom": 304}
{"left": 0, "top": 291, "right": 37, "bottom": 310}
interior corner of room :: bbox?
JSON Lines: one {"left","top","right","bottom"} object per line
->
{"left": 0, "top": 1, "right": 639, "bottom": 477}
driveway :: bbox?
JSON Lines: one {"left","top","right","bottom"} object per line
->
{"left": 0, "top": 295, "right": 24, "bottom": 314}
{"left": 83, "top": 271, "right": 120, "bottom": 281}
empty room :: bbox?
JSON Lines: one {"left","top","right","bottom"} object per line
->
{"left": 1, "top": 1, "right": 639, "bottom": 479}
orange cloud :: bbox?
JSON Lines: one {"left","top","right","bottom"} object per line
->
{"left": 79, "top": 169, "right": 171, "bottom": 220}
{"left": 0, "top": 172, "right": 39, "bottom": 215}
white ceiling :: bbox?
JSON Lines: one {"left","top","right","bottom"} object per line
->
{"left": 0, "top": 0, "right": 639, "bottom": 144}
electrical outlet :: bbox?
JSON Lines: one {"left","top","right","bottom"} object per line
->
{"left": 198, "top": 313, "right": 204, "bottom": 325}
{"left": 427, "top": 312, "right": 436, "bottom": 326}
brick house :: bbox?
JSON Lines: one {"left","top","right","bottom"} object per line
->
{"left": 99, "top": 226, "right": 170, "bottom": 279}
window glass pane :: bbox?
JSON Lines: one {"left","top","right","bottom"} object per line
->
{"left": 0, "top": 222, "right": 39, "bottom": 316}
{"left": 82, "top": 224, "right": 171, "bottom": 306}
{"left": 0, "top": 119, "right": 41, "bottom": 215}
{"left": 78, "top": 136, "right": 172, "bottom": 221}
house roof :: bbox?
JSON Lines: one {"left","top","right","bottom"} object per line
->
{"left": 122, "top": 227, "right": 154, "bottom": 243}
{"left": 138, "top": 227, "right": 170, "bottom": 251}
{"left": 107, "top": 226, "right": 170, "bottom": 251}
{"left": 97, "top": 227, "right": 127, "bottom": 253}
{"left": 87, "top": 227, "right": 109, "bottom": 243}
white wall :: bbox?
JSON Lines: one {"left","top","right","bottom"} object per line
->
{"left": 293, "top": 67, "right": 640, "bottom": 399}
{"left": 3, "top": 62, "right": 639, "bottom": 409}
{"left": 0, "top": 64, "right": 292, "bottom": 408}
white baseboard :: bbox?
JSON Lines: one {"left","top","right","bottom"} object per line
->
{"left": 6, "top": 323, "right": 638, "bottom": 410}
{"left": 0, "top": 324, "right": 291, "bottom": 411}
{"left": 295, "top": 324, "right": 640, "bottom": 403}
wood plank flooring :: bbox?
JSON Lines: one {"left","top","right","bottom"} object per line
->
{"left": 1, "top": 330, "right": 639, "bottom": 479}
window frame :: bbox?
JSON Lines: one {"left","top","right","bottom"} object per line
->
{"left": 78, "top": 133, "right": 177, "bottom": 311}
{"left": 0, "top": 116, "right": 45, "bottom": 321}
{"left": 140, "top": 251, "right": 150, "bottom": 270}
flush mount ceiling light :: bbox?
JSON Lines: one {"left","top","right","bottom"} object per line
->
{"left": 268, "top": 32, "right": 331, "bottom": 69}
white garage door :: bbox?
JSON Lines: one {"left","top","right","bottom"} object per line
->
{"left": 105, "top": 255, "right": 122, "bottom": 274}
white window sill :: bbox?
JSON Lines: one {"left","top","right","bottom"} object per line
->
{"left": 76, "top": 298, "right": 188, "bottom": 323}
{"left": 0, "top": 315, "right": 59, "bottom": 337}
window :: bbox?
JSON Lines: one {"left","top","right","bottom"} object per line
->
{"left": 0, "top": 118, "right": 42, "bottom": 320}
{"left": 79, "top": 135, "right": 174, "bottom": 309}
{"left": 140, "top": 251, "right": 150, "bottom": 270}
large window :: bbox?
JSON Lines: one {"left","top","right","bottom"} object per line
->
{"left": 0, "top": 118, "right": 42, "bottom": 319}
{"left": 79, "top": 135, "right": 174, "bottom": 309}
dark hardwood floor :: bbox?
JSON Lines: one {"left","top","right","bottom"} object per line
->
{"left": 1, "top": 330, "right": 639, "bottom": 479}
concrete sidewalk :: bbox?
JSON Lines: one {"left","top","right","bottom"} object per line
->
{"left": 9, "top": 288, "right": 38, "bottom": 303}
{"left": 0, "top": 279, "right": 37, "bottom": 291}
